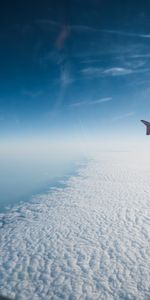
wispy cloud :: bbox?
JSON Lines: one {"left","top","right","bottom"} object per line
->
{"left": 81, "top": 67, "right": 133, "bottom": 77}
{"left": 81, "top": 59, "right": 102, "bottom": 64}
{"left": 70, "top": 97, "right": 112, "bottom": 107}
{"left": 130, "top": 54, "right": 150, "bottom": 58}
{"left": 113, "top": 111, "right": 135, "bottom": 121}
{"left": 101, "top": 29, "right": 150, "bottom": 39}
{"left": 35, "top": 19, "right": 60, "bottom": 31}
{"left": 71, "top": 24, "right": 98, "bottom": 32}
{"left": 60, "top": 66, "right": 73, "bottom": 87}
{"left": 36, "top": 20, "right": 150, "bottom": 39}
{"left": 81, "top": 67, "right": 102, "bottom": 76}
{"left": 103, "top": 67, "right": 133, "bottom": 76}
{"left": 55, "top": 25, "right": 70, "bottom": 50}
{"left": 36, "top": 19, "right": 98, "bottom": 33}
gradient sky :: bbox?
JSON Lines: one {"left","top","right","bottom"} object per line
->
{"left": 1, "top": 0, "right": 150, "bottom": 140}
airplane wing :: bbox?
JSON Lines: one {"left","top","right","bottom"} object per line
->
{"left": 141, "top": 120, "right": 150, "bottom": 135}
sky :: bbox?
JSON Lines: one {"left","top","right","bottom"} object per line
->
{"left": 1, "top": 2, "right": 150, "bottom": 297}
{"left": 1, "top": 0, "right": 150, "bottom": 142}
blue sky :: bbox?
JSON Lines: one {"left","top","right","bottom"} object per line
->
{"left": 1, "top": 0, "right": 150, "bottom": 140}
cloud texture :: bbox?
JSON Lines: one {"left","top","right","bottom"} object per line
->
{"left": 0, "top": 152, "right": 150, "bottom": 299}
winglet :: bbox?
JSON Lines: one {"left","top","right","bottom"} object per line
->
{"left": 141, "top": 120, "right": 150, "bottom": 135}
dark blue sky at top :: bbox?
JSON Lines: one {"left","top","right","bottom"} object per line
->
{"left": 1, "top": 0, "right": 150, "bottom": 138}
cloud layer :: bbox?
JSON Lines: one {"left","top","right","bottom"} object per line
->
{"left": 0, "top": 152, "right": 150, "bottom": 299}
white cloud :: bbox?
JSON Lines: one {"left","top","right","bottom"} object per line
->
{"left": 113, "top": 111, "right": 135, "bottom": 121}
{"left": 92, "top": 97, "right": 112, "bottom": 104}
{"left": 81, "top": 67, "right": 101, "bottom": 76}
{"left": 101, "top": 29, "right": 150, "bottom": 39}
{"left": 0, "top": 151, "right": 150, "bottom": 299}
{"left": 103, "top": 67, "right": 133, "bottom": 76}
{"left": 130, "top": 54, "right": 150, "bottom": 58}
{"left": 82, "top": 67, "right": 133, "bottom": 77}
{"left": 70, "top": 97, "right": 112, "bottom": 107}
{"left": 71, "top": 24, "right": 97, "bottom": 32}
{"left": 60, "top": 66, "right": 73, "bottom": 87}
